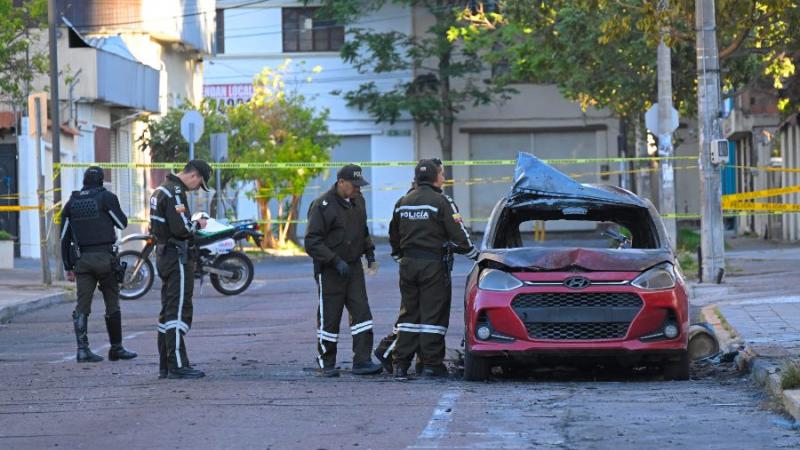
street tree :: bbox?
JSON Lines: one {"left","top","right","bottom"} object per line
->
{"left": 0, "top": 0, "right": 48, "bottom": 109}
{"left": 455, "top": 0, "right": 799, "bottom": 117}
{"left": 228, "top": 61, "right": 337, "bottom": 248}
{"left": 311, "top": 0, "right": 515, "bottom": 172}
{"left": 137, "top": 64, "right": 336, "bottom": 248}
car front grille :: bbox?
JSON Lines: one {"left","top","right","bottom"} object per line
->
{"left": 511, "top": 292, "right": 643, "bottom": 340}
{"left": 512, "top": 292, "right": 643, "bottom": 308}
{"left": 525, "top": 322, "right": 631, "bottom": 340}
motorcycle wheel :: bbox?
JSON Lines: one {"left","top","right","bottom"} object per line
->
{"left": 210, "top": 251, "right": 254, "bottom": 296}
{"left": 119, "top": 250, "right": 155, "bottom": 300}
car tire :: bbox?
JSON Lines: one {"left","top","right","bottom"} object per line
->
{"left": 463, "top": 351, "right": 491, "bottom": 381}
{"left": 662, "top": 351, "right": 690, "bottom": 380}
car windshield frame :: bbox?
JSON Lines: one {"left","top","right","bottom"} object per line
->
{"left": 489, "top": 199, "right": 662, "bottom": 250}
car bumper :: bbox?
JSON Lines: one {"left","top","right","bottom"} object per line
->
{"left": 466, "top": 283, "right": 689, "bottom": 357}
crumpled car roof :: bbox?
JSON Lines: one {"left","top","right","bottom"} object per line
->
{"left": 478, "top": 152, "right": 675, "bottom": 270}
{"left": 511, "top": 152, "right": 647, "bottom": 207}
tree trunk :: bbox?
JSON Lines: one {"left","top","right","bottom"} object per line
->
{"left": 283, "top": 194, "right": 302, "bottom": 245}
{"left": 438, "top": 40, "right": 454, "bottom": 196}
{"left": 255, "top": 181, "right": 275, "bottom": 248}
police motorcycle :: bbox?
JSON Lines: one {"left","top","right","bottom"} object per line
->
{"left": 118, "top": 213, "right": 262, "bottom": 299}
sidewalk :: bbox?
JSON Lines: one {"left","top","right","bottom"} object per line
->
{"left": 0, "top": 259, "right": 75, "bottom": 323}
{"left": 692, "top": 237, "right": 800, "bottom": 421}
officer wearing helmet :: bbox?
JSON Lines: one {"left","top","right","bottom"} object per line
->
{"left": 388, "top": 159, "right": 478, "bottom": 380}
{"left": 61, "top": 166, "right": 137, "bottom": 363}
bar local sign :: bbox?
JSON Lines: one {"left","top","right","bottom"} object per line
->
{"left": 203, "top": 84, "right": 253, "bottom": 109}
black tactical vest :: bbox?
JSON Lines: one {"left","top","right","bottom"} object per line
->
{"left": 67, "top": 188, "right": 116, "bottom": 247}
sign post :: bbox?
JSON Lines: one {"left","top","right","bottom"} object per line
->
{"left": 210, "top": 133, "right": 228, "bottom": 220}
{"left": 180, "top": 111, "right": 204, "bottom": 210}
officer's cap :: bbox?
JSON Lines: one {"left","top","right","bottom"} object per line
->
{"left": 415, "top": 159, "right": 441, "bottom": 184}
{"left": 184, "top": 159, "right": 212, "bottom": 192}
{"left": 337, "top": 164, "right": 369, "bottom": 187}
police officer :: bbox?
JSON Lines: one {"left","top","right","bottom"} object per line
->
{"left": 374, "top": 159, "right": 446, "bottom": 374}
{"left": 389, "top": 159, "right": 479, "bottom": 380}
{"left": 305, "top": 164, "right": 382, "bottom": 377}
{"left": 60, "top": 166, "right": 137, "bottom": 363}
{"left": 150, "top": 160, "right": 211, "bottom": 379}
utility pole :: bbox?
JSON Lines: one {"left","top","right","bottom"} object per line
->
{"left": 35, "top": 98, "right": 52, "bottom": 286}
{"left": 696, "top": 0, "right": 725, "bottom": 283}
{"left": 657, "top": 0, "right": 677, "bottom": 249}
{"left": 48, "top": 0, "right": 64, "bottom": 281}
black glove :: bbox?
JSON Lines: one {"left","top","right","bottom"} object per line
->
{"left": 333, "top": 257, "right": 350, "bottom": 278}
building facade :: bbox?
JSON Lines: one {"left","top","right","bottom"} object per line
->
{"left": 5, "top": 0, "right": 216, "bottom": 258}
{"left": 207, "top": 1, "right": 622, "bottom": 236}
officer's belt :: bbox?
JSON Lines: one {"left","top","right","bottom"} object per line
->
{"left": 402, "top": 247, "right": 443, "bottom": 260}
{"left": 80, "top": 244, "right": 115, "bottom": 253}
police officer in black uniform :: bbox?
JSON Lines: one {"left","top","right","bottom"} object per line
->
{"left": 374, "top": 159, "right": 447, "bottom": 374}
{"left": 150, "top": 160, "right": 211, "bottom": 379}
{"left": 389, "top": 159, "right": 478, "bottom": 380}
{"left": 305, "top": 164, "right": 382, "bottom": 377}
{"left": 61, "top": 166, "right": 137, "bottom": 363}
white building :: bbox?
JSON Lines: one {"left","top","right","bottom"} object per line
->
{"left": 208, "top": 1, "right": 621, "bottom": 236}
{"left": 11, "top": 0, "right": 216, "bottom": 258}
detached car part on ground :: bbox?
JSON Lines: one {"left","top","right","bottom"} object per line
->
{"left": 118, "top": 216, "right": 262, "bottom": 299}
{"left": 463, "top": 153, "right": 690, "bottom": 381}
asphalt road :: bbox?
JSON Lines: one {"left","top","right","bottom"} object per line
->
{"left": 1, "top": 249, "right": 799, "bottom": 449}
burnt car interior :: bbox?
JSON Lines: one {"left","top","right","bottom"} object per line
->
{"left": 492, "top": 201, "right": 661, "bottom": 250}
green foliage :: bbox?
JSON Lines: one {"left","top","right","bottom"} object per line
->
{"left": 781, "top": 361, "right": 800, "bottom": 390}
{"left": 454, "top": 0, "right": 800, "bottom": 118}
{"left": 229, "top": 60, "right": 337, "bottom": 201}
{"left": 137, "top": 60, "right": 336, "bottom": 245}
{"left": 313, "top": 0, "right": 515, "bottom": 157}
{"left": 677, "top": 227, "right": 701, "bottom": 252}
{"left": 0, "top": 0, "right": 48, "bottom": 107}
{"left": 0, "top": 230, "right": 14, "bottom": 240}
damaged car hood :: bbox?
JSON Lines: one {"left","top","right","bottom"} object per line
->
{"left": 479, "top": 247, "right": 673, "bottom": 272}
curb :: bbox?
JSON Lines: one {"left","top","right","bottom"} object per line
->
{"left": 703, "top": 305, "right": 800, "bottom": 422}
{"left": 0, "top": 290, "right": 76, "bottom": 323}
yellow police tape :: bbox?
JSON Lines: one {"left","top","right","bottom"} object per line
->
{"left": 722, "top": 184, "right": 800, "bottom": 202}
{"left": 0, "top": 205, "right": 42, "bottom": 212}
{"left": 55, "top": 156, "right": 698, "bottom": 170}
{"left": 124, "top": 209, "right": 799, "bottom": 226}
{"left": 722, "top": 201, "right": 800, "bottom": 213}
{"left": 721, "top": 183, "right": 800, "bottom": 212}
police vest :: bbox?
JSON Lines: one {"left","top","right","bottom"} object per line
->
{"left": 67, "top": 188, "right": 117, "bottom": 247}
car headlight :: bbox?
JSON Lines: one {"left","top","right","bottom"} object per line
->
{"left": 478, "top": 269, "right": 523, "bottom": 291}
{"left": 631, "top": 263, "right": 676, "bottom": 290}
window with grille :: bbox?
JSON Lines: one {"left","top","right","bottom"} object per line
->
{"left": 282, "top": 7, "right": 344, "bottom": 53}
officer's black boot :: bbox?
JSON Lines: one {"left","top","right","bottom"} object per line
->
{"left": 167, "top": 366, "right": 206, "bottom": 379}
{"left": 374, "top": 348, "right": 393, "bottom": 373}
{"left": 105, "top": 311, "right": 137, "bottom": 361}
{"left": 415, "top": 355, "right": 424, "bottom": 375}
{"left": 72, "top": 311, "right": 103, "bottom": 363}
{"left": 320, "top": 366, "right": 340, "bottom": 378}
{"left": 393, "top": 366, "right": 410, "bottom": 381}
{"left": 352, "top": 359, "right": 382, "bottom": 375}
{"left": 157, "top": 333, "right": 168, "bottom": 379}
{"left": 420, "top": 364, "right": 449, "bottom": 379}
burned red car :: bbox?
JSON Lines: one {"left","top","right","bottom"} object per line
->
{"left": 463, "top": 153, "right": 689, "bottom": 381}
